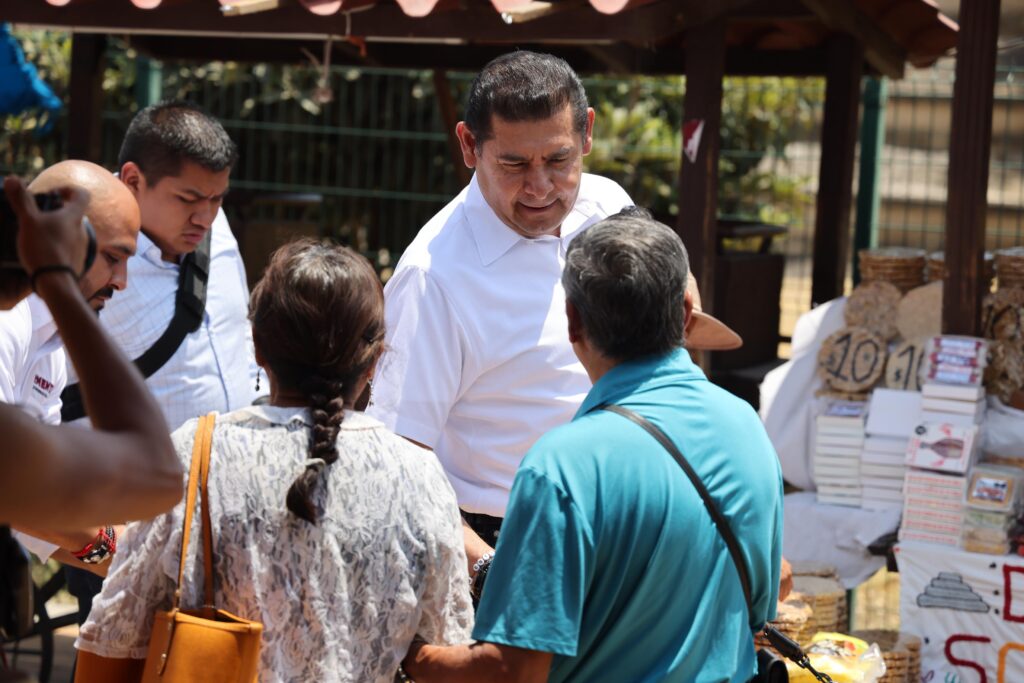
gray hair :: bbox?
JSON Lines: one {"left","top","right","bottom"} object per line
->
{"left": 562, "top": 208, "right": 689, "bottom": 360}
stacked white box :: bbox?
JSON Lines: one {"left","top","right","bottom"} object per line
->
{"left": 920, "top": 382, "right": 986, "bottom": 428}
{"left": 814, "top": 399, "right": 866, "bottom": 507}
{"left": 899, "top": 468, "right": 968, "bottom": 547}
{"left": 896, "top": 337, "right": 989, "bottom": 547}
{"left": 861, "top": 389, "right": 922, "bottom": 511}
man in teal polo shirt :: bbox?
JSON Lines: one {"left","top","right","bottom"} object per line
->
{"left": 402, "top": 208, "right": 784, "bottom": 682}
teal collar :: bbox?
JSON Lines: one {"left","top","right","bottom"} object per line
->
{"left": 576, "top": 347, "right": 705, "bottom": 419}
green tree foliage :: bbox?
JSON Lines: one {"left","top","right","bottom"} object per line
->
{"left": 3, "top": 30, "right": 824, "bottom": 246}
{"left": 585, "top": 75, "right": 824, "bottom": 229}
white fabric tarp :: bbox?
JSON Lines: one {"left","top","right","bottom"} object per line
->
{"left": 983, "top": 397, "right": 1024, "bottom": 459}
{"left": 784, "top": 491, "right": 900, "bottom": 588}
{"left": 898, "top": 540, "right": 1024, "bottom": 682}
{"left": 760, "top": 299, "right": 847, "bottom": 491}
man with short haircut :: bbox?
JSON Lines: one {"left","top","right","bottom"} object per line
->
{"left": 403, "top": 210, "right": 785, "bottom": 682}
{"left": 59, "top": 101, "right": 256, "bottom": 630}
{"left": 0, "top": 160, "right": 142, "bottom": 566}
{"left": 368, "top": 51, "right": 633, "bottom": 568}
{"left": 64, "top": 100, "right": 257, "bottom": 431}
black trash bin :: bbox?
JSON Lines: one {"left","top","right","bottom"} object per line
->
{"left": 709, "top": 220, "right": 788, "bottom": 408}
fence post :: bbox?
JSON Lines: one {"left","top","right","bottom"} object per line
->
{"left": 853, "top": 76, "right": 887, "bottom": 285}
{"left": 134, "top": 56, "right": 163, "bottom": 109}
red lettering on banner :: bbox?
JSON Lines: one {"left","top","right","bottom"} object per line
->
{"left": 946, "top": 634, "right": 991, "bottom": 683}
{"left": 1003, "top": 565, "right": 1024, "bottom": 623}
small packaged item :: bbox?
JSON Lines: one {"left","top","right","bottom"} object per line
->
{"left": 965, "top": 465, "right": 1020, "bottom": 513}
{"left": 786, "top": 633, "right": 886, "bottom": 683}
{"left": 906, "top": 422, "right": 979, "bottom": 474}
{"left": 965, "top": 508, "right": 1016, "bottom": 530}
{"left": 962, "top": 537, "right": 1011, "bottom": 555}
{"left": 923, "top": 336, "right": 988, "bottom": 386}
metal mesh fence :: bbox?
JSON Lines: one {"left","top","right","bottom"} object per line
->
{"left": 2, "top": 44, "right": 1023, "bottom": 342}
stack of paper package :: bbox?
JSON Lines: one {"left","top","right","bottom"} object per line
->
{"left": 814, "top": 399, "right": 867, "bottom": 507}
{"left": 900, "top": 336, "right": 988, "bottom": 547}
{"left": 962, "top": 465, "right": 1021, "bottom": 555}
{"left": 861, "top": 389, "right": 922, "bottom": 511}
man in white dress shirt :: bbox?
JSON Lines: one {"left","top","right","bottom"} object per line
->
{"left": 61, "top": 102, "right": 257, "bottom": 630}
{"left": 367, "top": 52, "right": 634, "bottom": 579}
{"left": 64, "top": 101, "right": 258, "bottom": 432}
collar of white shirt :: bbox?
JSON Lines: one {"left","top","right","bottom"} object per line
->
{"left": 464, "top": 175, "right": 600, "bottom": 267}
{"left": 27, "top": 294, "right": 61, "bottom": 355}
{"left": 136, "top": 229, "right": 178, "bottom": 268}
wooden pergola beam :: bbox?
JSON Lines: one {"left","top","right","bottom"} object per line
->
{"left": 67, "top": 33, "right": 107, "bottom": 163}
{"left": 811, "top": 34, "right": 863, "bottom": 306}
{"left": 432, "top": 70, "right": 471, "bottom": 188}
{"left": 943, "top": 0, "right": 1000, "bottom": 336}
{"left": 124, "top": 34, "right": 835, "bottom": 76}
{"left": 1, "top": 1, "right": 692, "bottom": 45}
{"left": 799, "top": 0, "right": 906, "bottom": 79}
{"left": 678, "top": 14, "right": 727, "bottom": 326}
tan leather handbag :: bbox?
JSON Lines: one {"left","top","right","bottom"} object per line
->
{"left": 140, "top": 413, "right": 263, "bottom": 683}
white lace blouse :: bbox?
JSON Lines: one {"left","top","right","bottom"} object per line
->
{"left": 76, "top": 406, "right": 473, "bottom": 683}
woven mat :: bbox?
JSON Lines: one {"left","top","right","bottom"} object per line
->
{"left": 927, "top": 250, "right": 996, "bottom": 288}
{"left": 996, "top": 247, "right": 1024, "bottom": 290}
{"left": 860, "top": 247, "right": 927, "bottom": 293}
{"left": 897, "top": 283, "right": 943, "bottom": 342}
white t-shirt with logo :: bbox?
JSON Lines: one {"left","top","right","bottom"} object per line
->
{"left": 0, "top": 295, "right": 65, "bottom": 560}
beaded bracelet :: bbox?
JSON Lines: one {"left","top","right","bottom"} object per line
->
{"left": 72, "top": 526, "right": 117, "bottom": 565}
{"left": 471, "top": 552, "right": 493, "bottom": 576}
{"left": 470, "top": 553, "right": 494, "bottom": 605}
{"left": 395, "top": 663, "right": 415, "bottom": 683}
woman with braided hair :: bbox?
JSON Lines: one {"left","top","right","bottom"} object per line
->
{"left": 74, "top": 239, "right": 474, "bottom": 682}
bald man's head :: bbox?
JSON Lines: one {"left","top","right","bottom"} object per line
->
{"left": 30, "top": 160, "right": 140, "bottom": 311}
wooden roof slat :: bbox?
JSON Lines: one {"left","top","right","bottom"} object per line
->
{"left": 5, "top": 0, "right": 957, "bottom": 76}
{"left": 800, "top": 0, "right": 906, "bottom": 78}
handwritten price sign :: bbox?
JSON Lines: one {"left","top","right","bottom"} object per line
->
{"left": 817, "top": 327, "right": 888, "bottom": 393}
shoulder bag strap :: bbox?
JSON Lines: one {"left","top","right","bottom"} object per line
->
{"left": 198, "top": 412, "right": 216, "bottom": 610}
{"left": 173, "top": 412, "right": 216, "bottom": 611}
{"left": 60, "top": 231, "right": 212, "bottom": 422}
{"left": 598, "top": 404, "right": 754, "bottom": 621}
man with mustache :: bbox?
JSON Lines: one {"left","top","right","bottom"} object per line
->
{"left": 0, "top": 159, "right": 139, "bottom": 425}
{"left": 0, "top": 160, "right": 141, "bottom": 567}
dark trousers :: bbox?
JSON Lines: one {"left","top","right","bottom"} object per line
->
{"left": 64, "top": 566, "right": 103, "bottom": 626}
{"left": 461, "top": 511, "right": 503, "bottom": 547}
{"left": 64, "top": 566, "right": 103, "bottom": 678}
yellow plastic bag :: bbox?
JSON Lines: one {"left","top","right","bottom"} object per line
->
{"left": 786, "top": 633, "right": 886, "bottom": 683}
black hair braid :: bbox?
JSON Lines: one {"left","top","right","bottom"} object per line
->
{"left": 285, "top": 374, "right": 347, "bottom": 525}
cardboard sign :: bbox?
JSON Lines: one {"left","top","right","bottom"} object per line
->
{"left": 898, "top": 541, "right": 1024, "bottom": 682}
